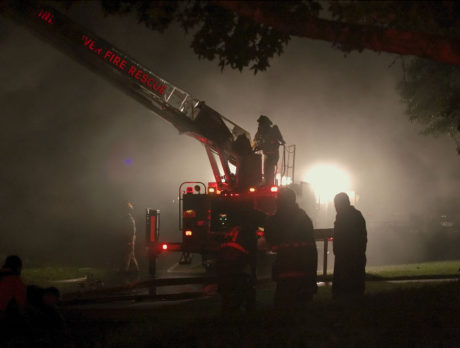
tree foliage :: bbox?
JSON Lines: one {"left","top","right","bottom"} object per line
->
{"left": 97, "top": 0, "right": 291, "bottom": 73}
{"left": 93, "top": 1, "right": 460, "bottom": 71}
{"left": 92, "top": 0, "right": 460, "bottom": 151}
{"left": 399, "top": 58, "right": 460, "bottom": 153}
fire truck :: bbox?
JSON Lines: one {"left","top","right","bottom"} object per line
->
{"left": 4, "top": 4, "right": 332, "bottom": 290}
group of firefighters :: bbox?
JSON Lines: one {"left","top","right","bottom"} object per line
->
{"left": 217, "top": 187, "right": 367, "bottom": 311}
{"left": 219, "top": 115, "right": 368, "bottom": 310}
{"left": 117, "top": 115, "right": 368, "bottom": 311}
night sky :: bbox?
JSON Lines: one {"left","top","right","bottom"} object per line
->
{"left": 1, "top": 2, "right": 459, "bottom": 265}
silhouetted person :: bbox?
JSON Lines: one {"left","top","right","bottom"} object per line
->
{"left": 332, "top": 192, "right": 367, "bottom": 302}
{"left": 0, "top": 255, "right": 27, "bottom": 342}
{"left": 253, "top": 115, "right": 285, "bottom": 186}
{"left": 26, "top": 285, "right": 66, "bottom": 344}
{"left": 217, "top": 205, "right": 265, "bottom": 312}
{"left": 265, "top": 188, "right": 318, "bottom": 308}
{"left": 0, "top": 255, "right": 26, "bottom": 311}
{"left": 26, "top": 285, "right": 45, "bottom": 340}
{"left": 232, "top": 133, "right": 255, "bottom": 190}
{"left": 232, "top": 133, "right": 253, "bottom": 157}
{"left": 41, "top": 287, "right": 66, "bottom": 340}
{"left": 124, "top": 201, "right": 139, "bottom": 273}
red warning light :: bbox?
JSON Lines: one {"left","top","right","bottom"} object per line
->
{"left": 186, "top": 186, "right": 193, "bottom": 194}
{"left": 162, "top": 243, "right": 168, "bottom": 250}
{"left": 270, "top": 186, "right": 279, "bottom": 193}
{"left": 185, "top": 230, "right": 192, "bottom": 237}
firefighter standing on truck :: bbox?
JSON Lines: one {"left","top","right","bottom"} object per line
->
{"left": 217, "top": 204, "right": 266, "bottom": 312}
{"left": 265, "top": 187, "right": 318, "bottom": 308}
{"left": 253, "top": 115, "right": 285, "bottom": 186}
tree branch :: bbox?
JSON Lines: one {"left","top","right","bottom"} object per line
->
{"left": 216, "top": 1, "right": 460, "bottom": 66}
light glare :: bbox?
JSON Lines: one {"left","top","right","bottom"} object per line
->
{"left": 305, "top": 164, "right": 351, "bottom": 204}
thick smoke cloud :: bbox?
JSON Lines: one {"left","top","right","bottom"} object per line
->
{"left": 0, "top": 2, "right": 458, "bottom": 266}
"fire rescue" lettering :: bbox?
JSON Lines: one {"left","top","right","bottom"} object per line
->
{"left": 127, "top": 66, "right": 166, "bottom": 94}
{"left": 81, "top": 35, "right": 166, "bottom": 95}
{"left": 37, "top": 9, "right": 54, "bottom": 24}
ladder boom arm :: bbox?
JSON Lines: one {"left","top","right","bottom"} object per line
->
{"left": 5, "top": 4, "right": 248, "bottom": 186}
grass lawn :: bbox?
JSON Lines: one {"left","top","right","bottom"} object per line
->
{"left": 19, "top": 260, "right": 459, "bottom": 290}
{"left": 366, "top": 260, "right": 460, "bottom": 279}
{"left": 22, "top": 266, "right": 109, "bottom": 288}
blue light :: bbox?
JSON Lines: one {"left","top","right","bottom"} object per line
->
{"left": 124, "top": 158, "right": 133, "bottom": 165}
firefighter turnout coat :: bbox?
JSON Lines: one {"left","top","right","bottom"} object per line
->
{"left": 265, "top": 206, "right": 318, "bottom": 294}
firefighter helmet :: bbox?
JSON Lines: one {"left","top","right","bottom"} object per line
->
{"left": 257, "top": 115, "right": 272, "bottom": 126}
{"left": 277, "top": 187, "right": 296, "bottom": 208}
{"left": 334, "top": 192, "right": 350, "bottom": 212}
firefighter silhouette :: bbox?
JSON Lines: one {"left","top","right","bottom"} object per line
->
{"left": 265, "top": 188, "right": 318, "bottom": 308}
{"left": 217, "top": 204, "right": 265, "bottom": 312}
{"left": 253, "top": 115, "right": 285, "bottom": 186}
{"left": 332, "top": 192, "right": 367, "bottom": 302}
{"left": 0, "top": 255, "right": 27, "bottom": 341}
{"left": 124, "top": 201, "right": 139, "bottom": 273}
{"left": 232, "top": 132, "right": 255, "bottom": 190}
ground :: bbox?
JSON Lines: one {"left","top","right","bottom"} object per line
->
{"left": 61, "top": 280, "right": 459, "bottom": 347}
{"left": 15, "top": 260, "right": 459, "bottom": 347}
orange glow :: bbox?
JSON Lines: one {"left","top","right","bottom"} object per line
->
{"left": 185, "top": 230, "right": 192, "bottom": 237}
{"left": 209, "top": 187, "right": 215, "bottom": 193}
{"left": 249, "top": 187, "right": 256, "bottom": 192}
{"left": 183, "top": 209, "right": 196, "bottom": 218}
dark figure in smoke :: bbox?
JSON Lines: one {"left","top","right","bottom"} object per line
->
{"left": 332, "top": 192, "right": 367, "bottom": 302}
{"left": 26, "top": 285, "right": 66, "bottom": 344}
{"left": 0, "top": 255, "right": 27, "bottom": 343}
{"left": 217, "top": 205, "right": 265, "bottom": 312}
{"left": 232, "top": 131, "right": 255, "bottom": 190}
{"left": 124, "top": 201, "right": 139, "bottom": 273}
{"left": 265, "top": 188, "right": 318, "bottom": 308}
{"left": 253, "top": 115, "right": 285, "bottom": 186}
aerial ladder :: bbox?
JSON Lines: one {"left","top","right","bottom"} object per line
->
{"left": 4, "top": 4, "right": 332, "bottom": 290}
{"left": 5, "top": 3, "right": 250, "bottom": 191}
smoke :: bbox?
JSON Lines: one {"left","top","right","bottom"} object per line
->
{"left": 0, "top": 2, "right": 459, "bottom": 266}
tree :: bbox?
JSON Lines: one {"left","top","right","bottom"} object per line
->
{"left": 92, "top": 1, "right": 460, "bottom": 71}
{"left": 399, "top": 58, "right": 460, "bottom": 153}
{"left": 217, "top": 1, "right": 460, "bottom": 67}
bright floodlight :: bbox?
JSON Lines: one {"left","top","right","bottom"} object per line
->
{"left": 305, "top": 164, "right": 351, "bottom": 204}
